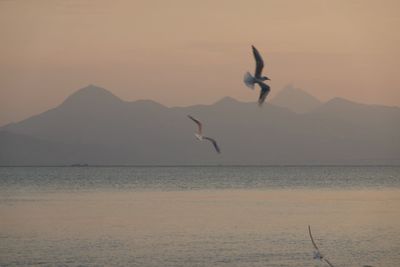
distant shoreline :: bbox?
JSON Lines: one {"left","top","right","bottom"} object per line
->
{"left": 1, "top": 164, "right": 399, "bottom": 167}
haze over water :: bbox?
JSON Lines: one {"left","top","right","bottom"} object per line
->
{"left": 1, "top": 166, "right": 399, "bottom": 266}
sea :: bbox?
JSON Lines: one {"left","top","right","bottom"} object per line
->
{"left": 0, "top": 166, "right": 399, "bottom": 266}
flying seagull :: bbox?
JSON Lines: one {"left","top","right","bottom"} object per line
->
{"left": 308, "top": 225, "right": 335, "bottom": 267}
{"left": 187, "top": 115, "right": 221, "bottom": 153}
{"left": 308, "top": 226, "right": 375, "bottom": 267}
{"left": 243, "top": 45, "right": 271, "bottom": 106}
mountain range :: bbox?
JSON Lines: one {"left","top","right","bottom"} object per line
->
{"left": 1, "top": 85, "right": 399, "bottom": 165}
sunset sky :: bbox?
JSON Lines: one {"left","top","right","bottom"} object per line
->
{"left": 1, "top": 0, "right": 399, "bottom": 126}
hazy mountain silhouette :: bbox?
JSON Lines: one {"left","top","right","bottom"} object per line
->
{"left": 270, "top": 84, "right": 322, "bottom": 113}
{"left": 1, "top": 85, "right": 399, "bottom": 165}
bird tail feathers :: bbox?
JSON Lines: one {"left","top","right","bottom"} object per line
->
{"left": 243, "top": 72, "right": 255, "bottom": 89}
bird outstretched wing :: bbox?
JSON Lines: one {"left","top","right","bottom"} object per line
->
{"left": 187, "top": 115, "right": 202, "bottom": 135}
{"left": 257, "top": 82, "right": 270, "bottom": 106}
{"left": 323, "top": 258, "right": 335, "bottom": 267}
{"left": 252, "top": 45, "right": 264, "bottom": 78}
{"left": 203, "top": 136, "right": 221, "bottom": 154}
{"left": 308, "top": 225, "right": 320, "bottom": 251}
{"left": 308, "top": 225, "right": 335, "bottom": 267}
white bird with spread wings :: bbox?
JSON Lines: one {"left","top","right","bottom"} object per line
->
{"left": 187, "top": 115, "right": 221, "bottom": 154}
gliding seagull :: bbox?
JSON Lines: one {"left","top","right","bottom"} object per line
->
{"left": 308, "top": 226, "right": 375, "bottom": 267}
{"left": 243, "top": 45, "right": 271, "bottom": 106}
{"left": 308, "top": 225, "right": 335, "bottom": 267}
{"left": 187, "top": 115, "right": 221, "bottom": 154}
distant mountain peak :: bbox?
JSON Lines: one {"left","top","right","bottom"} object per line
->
{"left": 214, "top": 96, "right": 240, "bottom": 105}
{"left": 60, "top": 85, "right": 123, "bottom": 107}
{"left": 67, "top": 84, "right": 119, "bottom": 98}
{"left": 316, "top": 97, "right": 372, "bottom": 113}
{"left": 270, "top": 84, "right": 321, "bottom": 113}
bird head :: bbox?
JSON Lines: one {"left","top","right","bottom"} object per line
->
{"left": 262, "top": 76, "right": 271, "bottom": 81}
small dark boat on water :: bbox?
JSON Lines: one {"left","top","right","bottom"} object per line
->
{"left": 69, "top": 163, "right": 89, "bottom": 167}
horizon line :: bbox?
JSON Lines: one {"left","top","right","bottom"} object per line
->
{"left": 1, "top": 164, "right": 399, "bottom": 168}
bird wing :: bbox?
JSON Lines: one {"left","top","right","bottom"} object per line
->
{"left": 308, "top": 225, "right": 320, "bottom": 251}
{"left": 308, "top": 226, "right": 336, "bottom": 267}
{"left": 203, "top": 137, "right": 221, "bottom": 153}
{"left": 257, "top": 81, "right": 270, "bottom": 106}
{"left": 187, "top": 115, "right": 202, "bottom": 135}
{"left": 323, "top": 258, "right": 336, "bottom": 267}
{"left": 252, "top": 45, "right": 264, "bottom": 78}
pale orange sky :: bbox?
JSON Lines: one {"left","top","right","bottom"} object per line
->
{"left": 0, "top": 0, "right": 399, "bottom": 126}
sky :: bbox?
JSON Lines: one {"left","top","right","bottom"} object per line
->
{"left": 0, "top": 0, "right": 399, "bottom": 126}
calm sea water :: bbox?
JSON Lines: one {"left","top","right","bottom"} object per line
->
{"left": 1, "top": 166, "right": 400, "bottom": 266}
